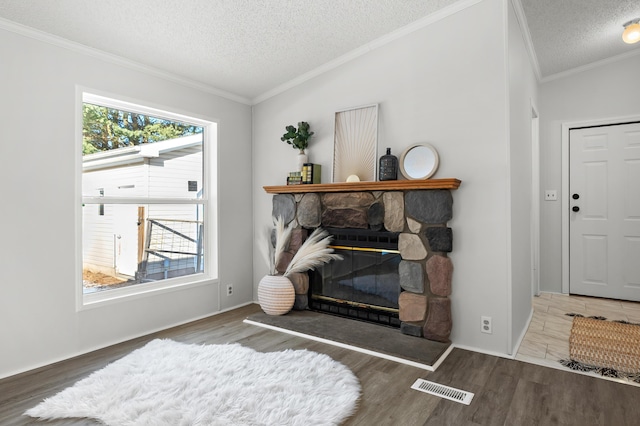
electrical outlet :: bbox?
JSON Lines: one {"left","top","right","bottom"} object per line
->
{"left": 226, "top": 284, "right": 233, "bottom": 296}
{"left": 481, "top": 316, "right": 492, "bottom": 334}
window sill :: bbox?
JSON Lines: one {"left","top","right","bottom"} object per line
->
{"left": 78, "top": 275, "right": 218, "bottom": 311}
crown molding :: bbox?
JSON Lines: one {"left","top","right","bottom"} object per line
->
{"left": 252, "top": 0, "right": 483, "bottom": 105}
{"left": 0, "top": 17, "right": 252, "bottom": 105}
{"left": 510, "top": 0, "right": 542, "bottom": 81}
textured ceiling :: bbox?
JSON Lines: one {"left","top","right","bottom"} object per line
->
{"left": 0, "top": 0, "right": 460, "bottom": 101}
{"left": 520, "top": 0, "right": 640, "bottom": 78}
{"left": 1, "top": 0, "right": 639, "bottom": 102}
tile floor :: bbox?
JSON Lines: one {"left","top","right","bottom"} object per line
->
{"left": 515, "top": 292, "right": 640, "bottom": 385}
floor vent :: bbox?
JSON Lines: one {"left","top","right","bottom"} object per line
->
{"left": 411, "top": 379, "right": 474, "bottom": 405}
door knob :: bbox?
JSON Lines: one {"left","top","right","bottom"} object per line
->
{"left": 572, "top": 193, "right": 580, "bottom": 200}
{"left": 572, "top": 206, "right": 580, "bottom": 212}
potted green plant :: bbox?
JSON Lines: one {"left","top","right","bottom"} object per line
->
{"left": 281, "top": 121, "right": 314, "bottom": 171}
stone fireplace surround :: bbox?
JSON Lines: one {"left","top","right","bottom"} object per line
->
{"left": 264, "top": 179, "right": 460, "bottom": 343}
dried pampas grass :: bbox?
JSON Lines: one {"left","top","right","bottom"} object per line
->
{"left": 271, "top": 216, "right": 293, "bottom": 275}
{"left": 284, "top": 227, "right": 342, "bottom": 277}
{"left": 269, "top": 216, "right": 341, "bottom": 277}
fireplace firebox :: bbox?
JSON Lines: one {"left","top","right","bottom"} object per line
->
{"left": 309, "top": 228, "right": 402, "bottom": 327}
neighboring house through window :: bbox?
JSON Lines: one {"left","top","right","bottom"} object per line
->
{"left": 79, "top": 91, "right": 217, "bottom": 308}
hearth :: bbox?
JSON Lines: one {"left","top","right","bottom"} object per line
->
{"left": 309, "top": 228, "right": 402, "bottom": 327}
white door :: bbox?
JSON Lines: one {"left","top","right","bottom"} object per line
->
{"left": 569, "top": 122, "right": 640, "bottom": 301}
{"left": 114, "top": 204, "right": 139, "bottom": 277}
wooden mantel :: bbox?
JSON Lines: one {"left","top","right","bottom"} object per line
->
{"left": 263, "top": 178, "right": 461, "bottom": 194}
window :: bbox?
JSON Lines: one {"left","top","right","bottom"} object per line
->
{"left": 79, "top": 92, "right": 217, "bottom": 307}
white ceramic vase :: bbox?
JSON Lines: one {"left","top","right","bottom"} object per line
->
{"left": 296, "top": 150, "right": 308, "bottom": 171}
{"left": 257, "top": 274, "right": 295, "bottom": 315}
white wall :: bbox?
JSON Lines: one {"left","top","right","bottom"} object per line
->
{"left": 507, "top": 0, "right": 538, "bottom": 351}
{"left": 0, "top": 27, "right": 253, "bottom": 378}
{"left": 253, "top": 0, "right": 515, "bottom": 354}
{"left": 539, "top": 53, "right": 640, "bottom": 293}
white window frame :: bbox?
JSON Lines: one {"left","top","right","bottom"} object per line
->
{"left": 76, "top": 88, "right": 218, "bottom": 310}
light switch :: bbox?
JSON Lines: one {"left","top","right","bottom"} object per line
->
{"left": 544, "top": 190, "right": 558, "bottom": 201}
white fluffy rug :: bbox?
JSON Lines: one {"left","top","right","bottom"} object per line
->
{"left": 25, "top": 339, "right": 360, "bottom": 425}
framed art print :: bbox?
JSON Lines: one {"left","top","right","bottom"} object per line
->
{"left": 332, "top": 104, "right": 378, "bottom": 182}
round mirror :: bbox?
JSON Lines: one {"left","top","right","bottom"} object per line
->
{"left": 399, "top": 144, "right": 439, "bottom": 180}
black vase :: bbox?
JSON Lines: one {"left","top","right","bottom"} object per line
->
{"left": 379, "top": 148, "right": 397, "bottom": 181}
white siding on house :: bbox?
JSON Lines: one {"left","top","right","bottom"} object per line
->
{"left": 82, "top": 142, "right": 203, "bottom": 277}
{"left": 148, "top": 146, "right": 202, "bottom": 199}
{"left": 82, "top": 162, "right": 149, "bottom": 197}
{"left": 82, "top": 210, "right": 116, "bottom": 275}
{"left": 147, "top": 145, "right": 203, "bottom": 221}
{"left": 82, "top": 162, "right": 147, "bottom": 274}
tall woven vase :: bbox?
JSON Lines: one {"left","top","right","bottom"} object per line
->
{"left": 258, "top": 274, "right": 295, "bottom": 315}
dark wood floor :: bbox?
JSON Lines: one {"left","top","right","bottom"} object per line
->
{"left": 2, "top": 303, "right": 640, "bottom": 426}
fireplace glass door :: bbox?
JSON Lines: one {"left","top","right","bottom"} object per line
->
{"left": 309, "top": 243, "right": 401, "bottom": 327}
